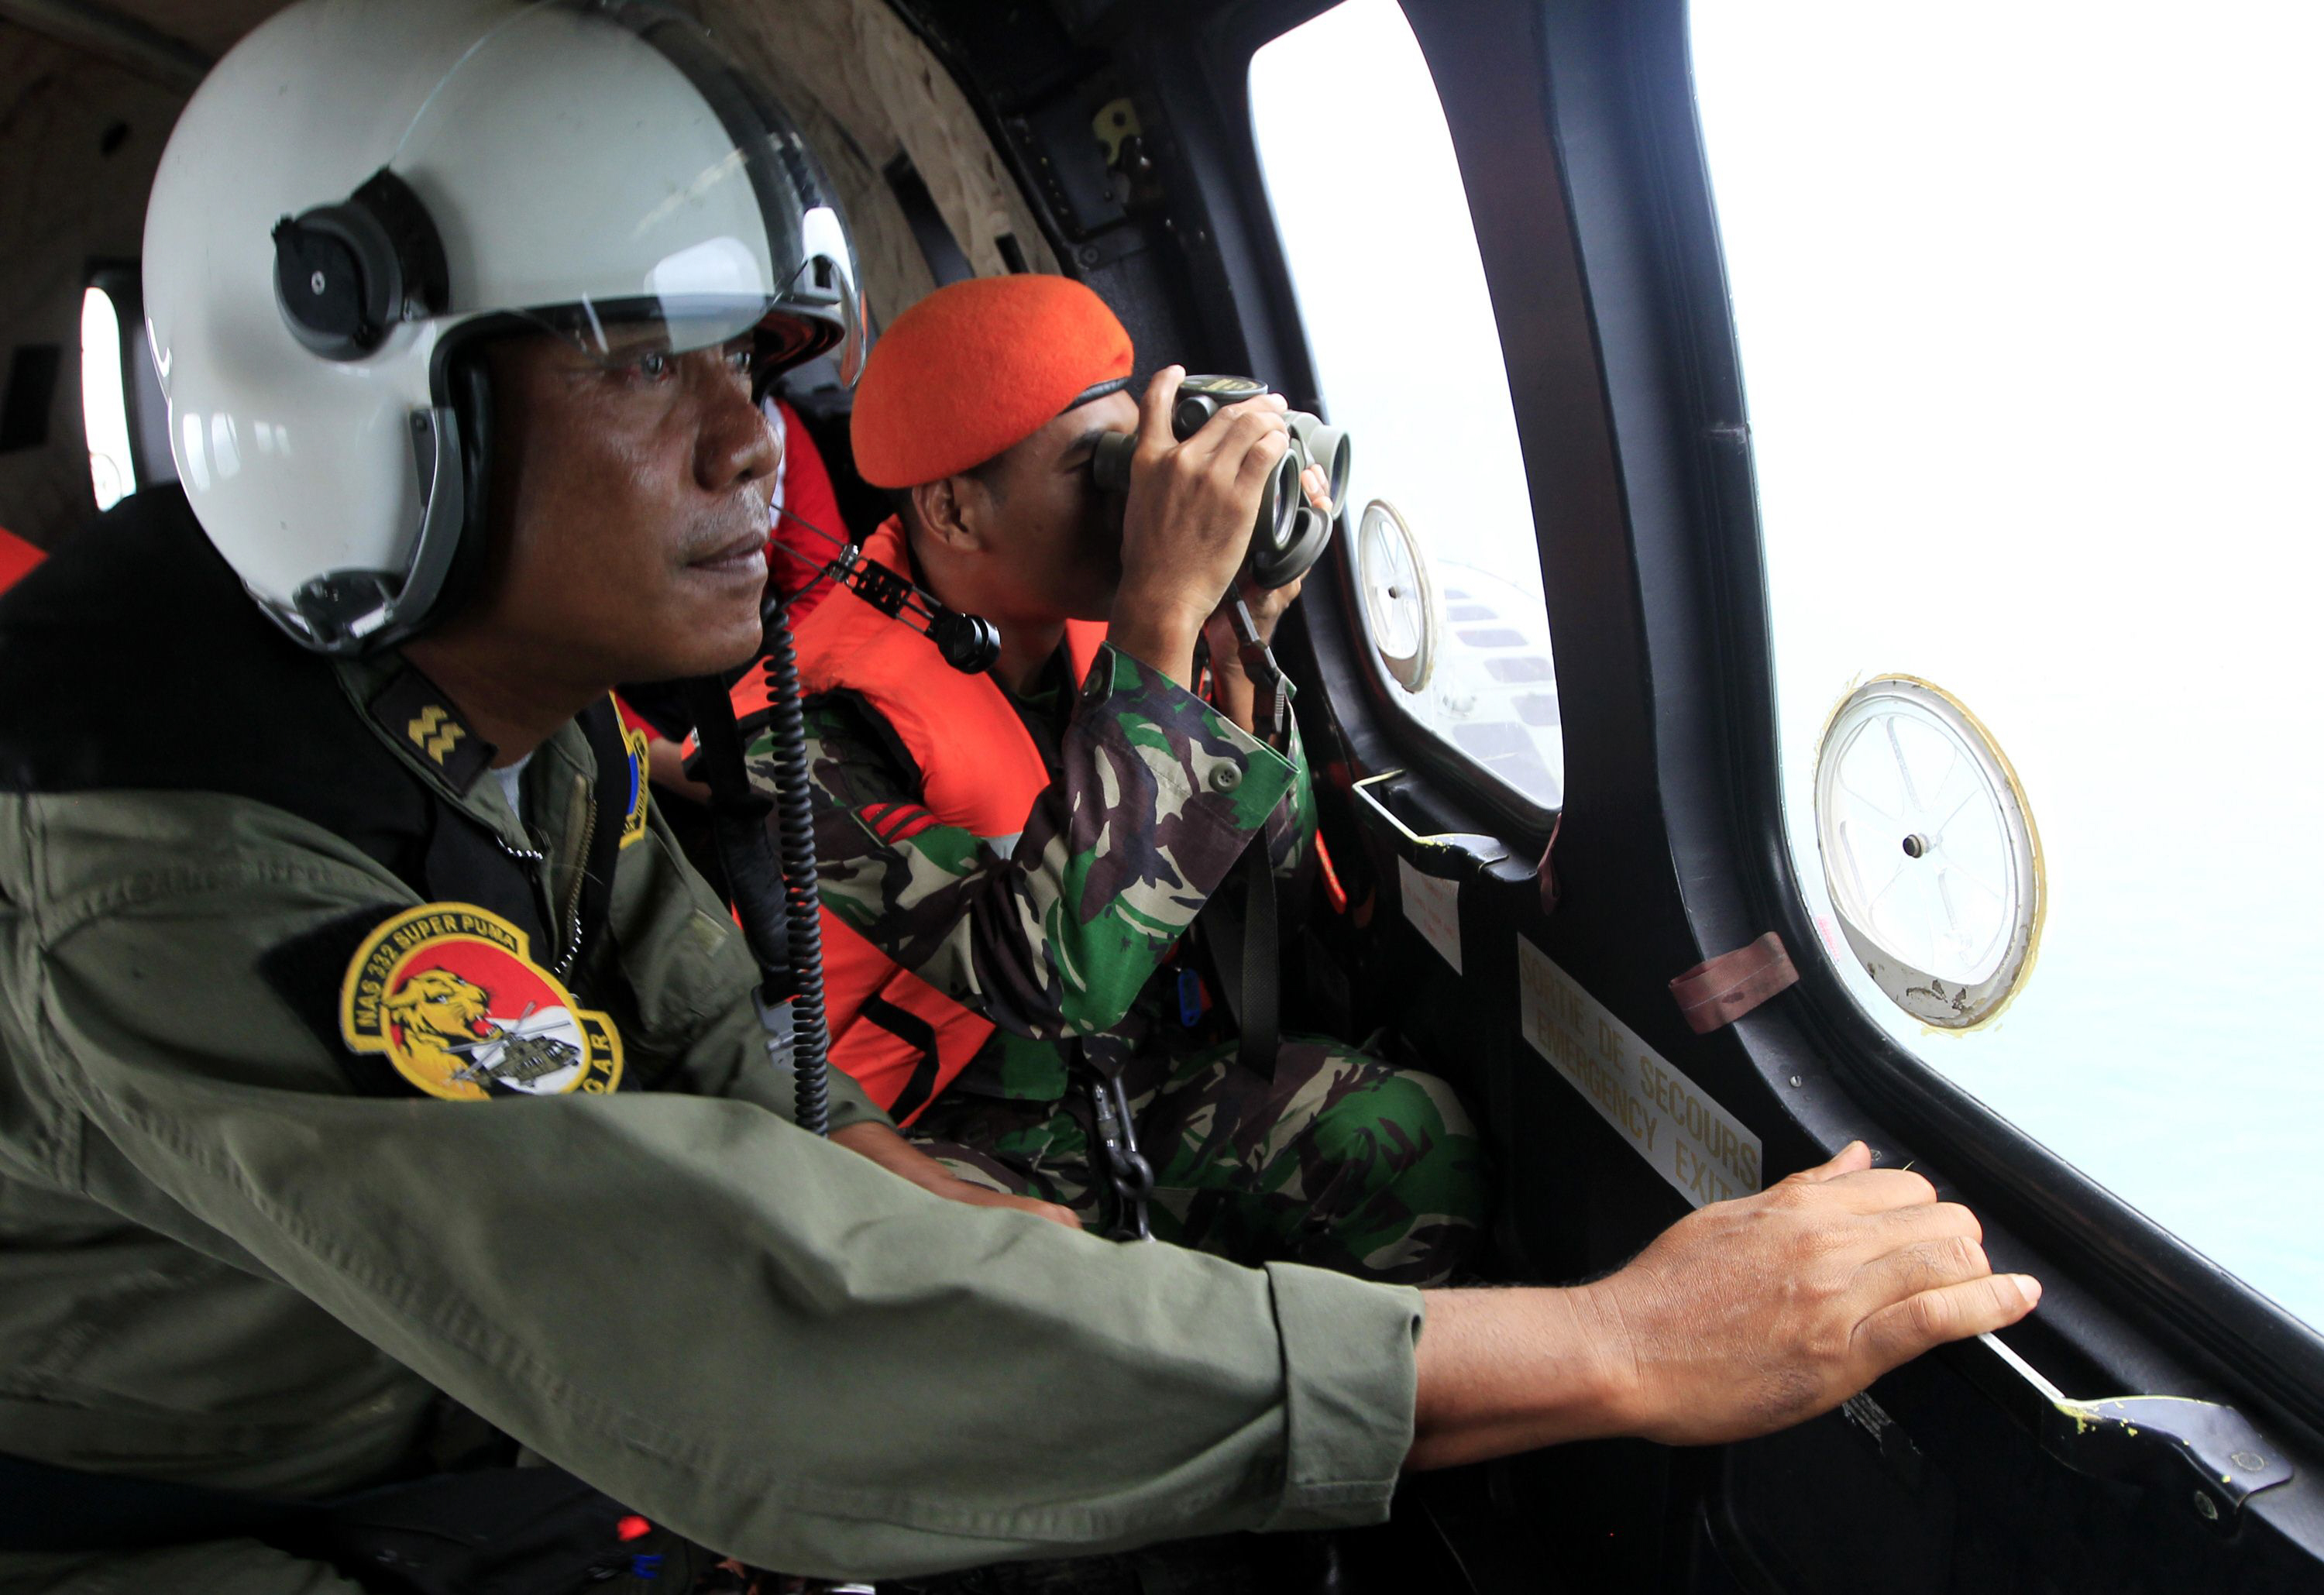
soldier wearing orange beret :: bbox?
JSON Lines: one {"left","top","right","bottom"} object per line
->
{"left": 734, "top": 274, "right": 1490, "bottom": 1283}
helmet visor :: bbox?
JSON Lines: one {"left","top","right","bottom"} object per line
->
{"left": 390, "top": 0, "right": 865, "bottom": 383}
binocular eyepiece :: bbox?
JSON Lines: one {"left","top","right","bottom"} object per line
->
{"left": 1089, "top": 375, "right": 1351, "bottom": 590}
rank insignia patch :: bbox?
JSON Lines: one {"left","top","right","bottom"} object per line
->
{"left": 339, "top": 903, "right": 623, "bottom": 1101}
{"left": 620, "top": 722, "right": 651, "bottom": 850}
{"left": 369, "top": 669, "right": 495, "bottom": 794}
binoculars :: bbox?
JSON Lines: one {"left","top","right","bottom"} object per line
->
{"left": 1089, "top": 374, "right": 1352, "bottom": 590}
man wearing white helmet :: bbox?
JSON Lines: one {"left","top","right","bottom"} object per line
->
{"left": 0, "top": 1, "right": 2038, "bottom": 1589}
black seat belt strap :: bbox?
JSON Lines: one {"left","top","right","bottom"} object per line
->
{"left": 1222, "top": 596, "right": 1287, "bottom": 1078}
{"left": 1235, "top": 841, "right": 1279, "bottom": 1080}
{"left": 682, "top": 679, "right": 789, "bottom": 984}
{"left": 1202, "top": 837, "right": 1281, "bottom": 1085}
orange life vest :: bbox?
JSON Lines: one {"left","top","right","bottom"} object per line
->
{"left": 733, "top": 517, "right": 1105, "bottom": 1124}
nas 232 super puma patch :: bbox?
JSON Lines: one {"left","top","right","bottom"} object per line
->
{"left": 339, "top": 902, "right": 623, "bottom": 1102}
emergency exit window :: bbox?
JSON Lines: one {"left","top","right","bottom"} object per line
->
{"left": 1692, "top": 1, "right": 2324, "bottom": 1332}
{"left": 1250, "top": 0, "right": 1563, "bottom": 813}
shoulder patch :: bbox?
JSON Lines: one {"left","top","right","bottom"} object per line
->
{"left": 619, "top": 722, "right": 651, "bottom": 850}
{"left": 338, "top": 902, "right": 623, "bottom": 1101}
{"left": 370, "top": 669, "right": 496, "bottom": 794}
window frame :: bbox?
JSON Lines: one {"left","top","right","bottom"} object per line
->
{"left": 1243, "top": 5, "right": 1567, "bottom": 829}
{"left": 1097, "top": 0, "right": 2324, "bottom": 1572}
{"left": 77, "top": 278, "right": 134, "bottom": 514}
{"left": 84, "top": 260, "right": 174, "bottom": 500}
{"left": 1534, "top": 0, "right": 2324, "bottom": 1451}
{"left": 1180, "top": 0, "right": 1568, "bottom": 848}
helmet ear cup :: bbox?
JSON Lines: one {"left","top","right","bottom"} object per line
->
{"left": 272, "top": 168, "right": 448, "bottom": 361}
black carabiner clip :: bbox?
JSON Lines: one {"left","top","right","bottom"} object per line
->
{"left": 1085, "top": 1067, "right": 1155, "bottom": 1243}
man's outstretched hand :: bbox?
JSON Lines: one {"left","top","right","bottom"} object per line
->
{"left": 1408, "top": 1143, "right": 2038, "bottom": 1469}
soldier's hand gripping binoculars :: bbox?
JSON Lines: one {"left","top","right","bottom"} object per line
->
{"left": 1089, "top": 374, "right": 1352, "bottom": 590}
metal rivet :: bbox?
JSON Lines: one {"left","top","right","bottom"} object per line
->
{"left": 309, "top": 270, "right": 327, "bottom": 295}
{"left": 2193, "top": 1490, "right": 2219, "bottom": 1521}
{"left": 2231, "top": 1450, "right": 2267, "bottom": 1472}
{"left": 1789, "top": 1076, "right": 1803, "bottom": 1088}
{"left": 1208, "top": 764, "right": 1242, "bottom": 792}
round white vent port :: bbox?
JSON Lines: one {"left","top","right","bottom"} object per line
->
{"left": 1814, "top": 677, "right": 2041, "bottom": 1028}
{"left": 1355, "top": 498, "right": 1439, "bottom": 693}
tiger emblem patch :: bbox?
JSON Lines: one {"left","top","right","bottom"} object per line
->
{"left": 339, "top": 903, "right": 623, "bottom": 1102}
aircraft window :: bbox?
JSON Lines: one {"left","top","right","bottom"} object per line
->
{"left": 1250, "top": 0, "right": 1563, "bottom": 813}
{"left": 1692, "top": 2, "right": 2324, "bottom": 1330}
{"left": 79, "top": 286, "right": 134, "bottom": 514}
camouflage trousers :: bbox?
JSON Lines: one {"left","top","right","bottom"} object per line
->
{"left": 908, "top": 1036, "right": 1487, "bottom": 1287}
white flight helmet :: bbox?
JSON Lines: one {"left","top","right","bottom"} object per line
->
{"left": 144, "top": 0, "right": 865, "bottom": 653}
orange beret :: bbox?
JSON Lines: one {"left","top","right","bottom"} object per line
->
{"left": 850, "top": 275, "right": 1134, "bottom": 488}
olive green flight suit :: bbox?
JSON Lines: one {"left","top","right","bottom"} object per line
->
{"left": 0, "top": 588, "right": 1421, "bottom": 1587}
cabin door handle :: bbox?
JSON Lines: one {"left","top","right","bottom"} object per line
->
{"left": 1975, "top": 1331, "right": 2293, "bottom": 1530}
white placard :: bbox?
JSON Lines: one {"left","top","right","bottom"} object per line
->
{"left": 1397, "top": 858, "right": 1463, "bottom": 973}
{"left": 1518, "top": 938, "right": 1762, "bottom": 1207}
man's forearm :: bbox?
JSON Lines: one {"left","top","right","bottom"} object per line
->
{"left": 1208, "top": 670, "right": 1258, "bottom": 734}
{"left": 1408, "top": 1287, "right": 1631, "bottom": 1470}
{"left": 1105, "top": 610, "right": 1201, "bottom": 692}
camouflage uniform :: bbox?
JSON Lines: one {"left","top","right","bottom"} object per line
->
{"left": 750, "top": 642, "right": 1486, "bottom": 1286}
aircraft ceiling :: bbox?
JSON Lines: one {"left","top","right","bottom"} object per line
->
{"left": 102, "top": 0, "right": 287, "bottom": 60}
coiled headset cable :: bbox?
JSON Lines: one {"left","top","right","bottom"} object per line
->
{"left": 686, "top": 507, "right": 998, "bottom": 1138}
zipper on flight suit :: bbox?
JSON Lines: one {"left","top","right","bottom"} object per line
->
{"left": 552, "top": 784, "right": 598, "bottom": 980}
{"left": 488, "top": 771, "right": 596, "bottom": 980}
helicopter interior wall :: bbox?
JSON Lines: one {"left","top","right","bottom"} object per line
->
{"left": 0, "top": 22, "right": 180, "bottom": 548}
{"left": 696, "top": 0, "right": 1061, "bottom": 291}
{"left": 56, "top": 0, "right": 281, "bottom": 55}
